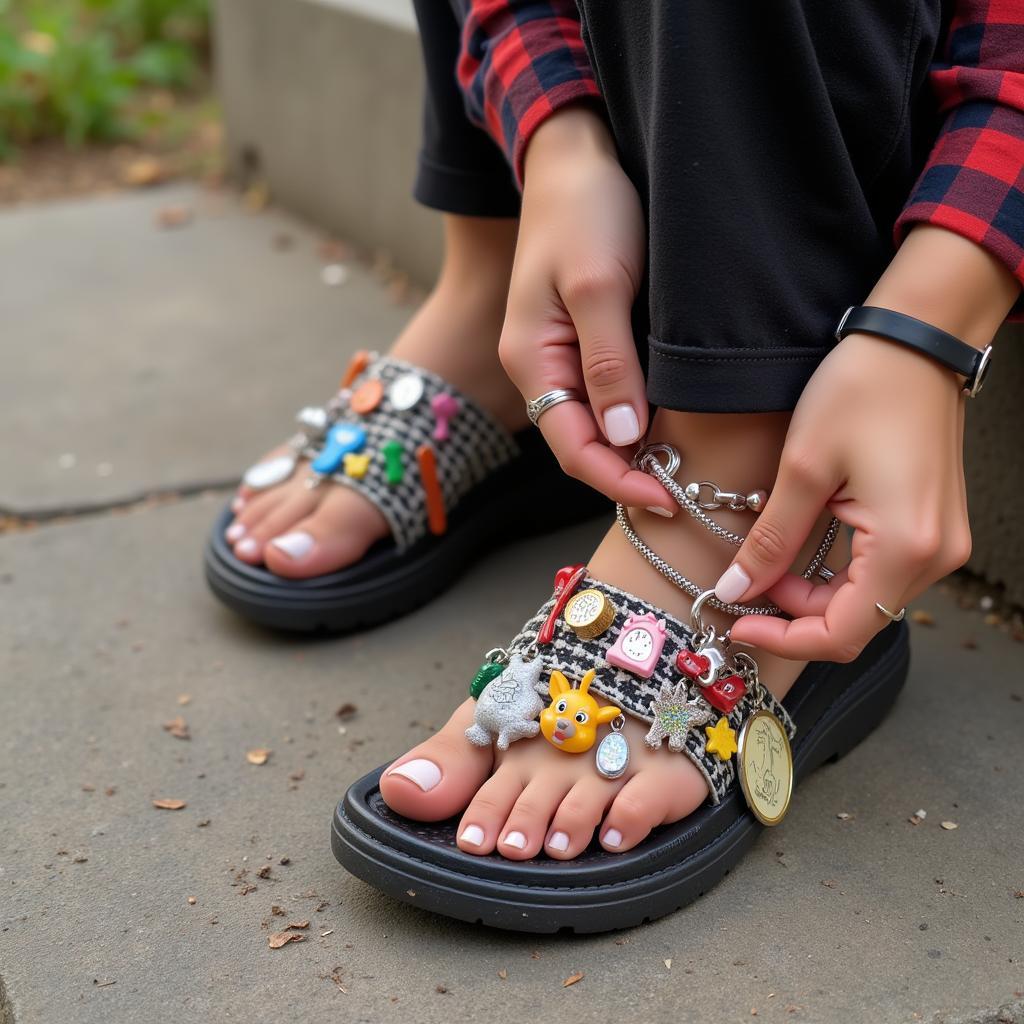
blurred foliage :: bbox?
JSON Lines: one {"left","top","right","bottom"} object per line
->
{"left": 0, "top": 0, "right": 210, "bottom": 157}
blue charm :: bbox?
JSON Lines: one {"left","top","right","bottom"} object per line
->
{"left": 595, "top": 716, "right": 630, "bottom": 779}
{"left": 311, "top": 423, "right": 366, "bottom": 474}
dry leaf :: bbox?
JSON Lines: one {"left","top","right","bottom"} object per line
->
{"left": 1013, "top": 890, "right": 1024, "bottom": 899}
{"left": 271, "top": 905, "right": 286, "bottom": 916}
{"left": 563, "top": 972, "right": 584, "bottom": 988}
{"left": 163, "top": 716, "right": 190, "bottom": 740}
{"left": 940, "top": 820, "right": 959, "bottom": 830}
{"left": 664, "top": 958, "right": 672, "bottom": 969}
{"left": 530, "top": 951, "right": 541, "bottom": 960}
{"left": 910, "top": 609, "right": 935, "bottom": 627}
{"left": 821, "top": 879, "right": 838, "bottom": 889}
{"left": 122, "top": 156, "right": 163, "bottom": 187}
{"left": 152, "top": 798, "right": 186, "bottom": 810}
{"left": 336, "top": 703, "right": 358, "bottom": 720}
{"left": 497, "top": 969, "right": 508, "bottom": 980}
{"left": 246, "top": 748, "right": 271, "bottom": 765}
{"left": 268, "top": 931, "right": 305, "bottom": 949}
{"left": 836, "top": 812, "right": 853, "bottom": 821}
{"left": 287, "top": 920, "right": 310, "bottom": 930}
{"left": 177, "top": 694, "right": 192, "bottom": 706}
{"left": 155, "top": 205, "right": 192, "bottom": 229}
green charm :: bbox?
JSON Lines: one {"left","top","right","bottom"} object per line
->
{"left": 382, "top": 440, "right": 404, "bottom": 485}
{"left": 469, "top": 660, "right": 506, "bottom": 700}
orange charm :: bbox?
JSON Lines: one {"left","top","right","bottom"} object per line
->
{"left": 339, "top": 349, "right": 370, "bottom": 390}
{"left": 350, "top": 377, "right": 384, "bottom": 415}
{"left": 417, "top": 444, "right": 447, "bottom": 536}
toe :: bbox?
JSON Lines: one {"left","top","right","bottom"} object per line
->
{"left": 495, "top": 775, "right": 575, "bottom": 860}
{"left": 544, "top": 777, "right": 621, "bottom": 859}
{"left": 233, "top": 491, "right": 321, "bottom": 564}
{"left": 380, "top": 700, "right": 493, "bottom": 822}
{"left": 456, "top": 764, "right": 527, "bottom": 856}
{"left": 599, "top": 762, "right": 707, "bottom": 853}
{"left": 263, "top": 487, "right": 389, "bottom": 579}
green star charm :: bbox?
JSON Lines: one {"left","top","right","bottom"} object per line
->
{"left": 644, "top": 681, "right": 713, "bottom": 752}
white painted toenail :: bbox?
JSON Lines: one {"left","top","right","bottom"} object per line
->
{"left": 270, "top": 531, "right": 315, "bottom": 560}
{"left": 231, "top": 496, "right": 246, "bottom": 513}
{"left": 387, "top": 758, "right": 442, "bottom": 792}
{"left": 548, "top": 831, "right": 569, "bottom": 852}
{"left": 603, "top": 828, "right": 623, "bottom": 849}
{"left": 459, "top": 824, "right": 485, "bottom": 847}
{"left": 226, "top": 523, "right": 246, "bottom": 542}
{"left": 235, "top": 537, "right": 258, "bottom": 557}
{"left": 503, "top": 831, "right": 527, "bottom": 849}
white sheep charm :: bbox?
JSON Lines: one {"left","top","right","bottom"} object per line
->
{"left": 465, "top": 653, "right": 545, "bottom": 751}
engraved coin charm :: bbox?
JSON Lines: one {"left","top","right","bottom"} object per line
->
{"left": 388, "top": 372, "right": 425, "bottom": 411}
{"left": 737, "top": 710, "right": 794, "bottom": 826}
{"left": 243, "top": 453, "right": 297, "bottom": 490}
{"left": 563, "top": 588, "right": 616, "bottom": 640}
{"left": 595, "top": 715, "right": 630, "bottom": 779}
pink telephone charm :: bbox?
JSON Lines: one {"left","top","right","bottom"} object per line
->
{"left": 606, "top": 612, "right": 667, "bottom": 678}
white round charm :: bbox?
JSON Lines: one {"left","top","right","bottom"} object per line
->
{"left": 736, "top": 710, "right": 794, "bottom": 826}
{"left": 388, "top": 372, "right": 425, "bottom": 411}
{"left": 243, "top": 453, "right": 297, "bottom": 490}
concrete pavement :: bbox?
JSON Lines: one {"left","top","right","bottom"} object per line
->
{"left": 0, "top": 187, "right": 1021, "bottom": 1023}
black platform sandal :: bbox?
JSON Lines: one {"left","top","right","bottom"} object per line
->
{"left": 204, "top": 352, "right": 608, "bottom": 632}
{"left": 331, "top": 574, "right": 909, "bottom": 933}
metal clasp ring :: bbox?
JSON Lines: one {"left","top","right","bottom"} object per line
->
{"left": 689, "top": 588, "right": 716, "bottom": 637}
{"left": 633, "top": 442, "right": 681, "bottom": 479}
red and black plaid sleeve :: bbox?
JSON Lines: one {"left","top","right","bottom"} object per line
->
{"left": 896, "top": 0, "right": 1024, "bottom": 289}
{"left": 455, "top": 0, "right": 600, "bottom": 184}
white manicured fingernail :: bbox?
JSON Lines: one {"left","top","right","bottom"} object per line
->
{"left": 270, "top": 531, "right": 315, "bottom": 560}
{"left": 548, "top": 831, "right": 569, "bottom": 852}
{"left": 226, "top": 522, "right": 246, "bottom": 542}
{"left": 603, "top": 828, "right": 623, "bottom": 849}
{"left": 646, "top": 505, "right": 675, "bottom": 518}
{"left": 387, "top": 758, "right": 441, "bottom": 792}
{"left": 231, "top": 496, "right": 246, "bottom": 513}
{"left": 715, "top": 563, "right": 751, "bottom": 605}
{"left": 235, "top": 537, "right": 259, "bottom": 558}
{"left": 603, "top": 404, "right": 641, "bottom": 447}
{"left": 459, "top": 824, "right": 485, "bottom": 847}
{"left": 503, "top": 831, "right": 526, "bottom": 849}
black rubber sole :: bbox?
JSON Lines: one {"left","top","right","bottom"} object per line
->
{"left": 203, "top": 429, "right": 610, "bottom": 633}
{"left": 331, "top": 621, "right": 910, "bottom": 933}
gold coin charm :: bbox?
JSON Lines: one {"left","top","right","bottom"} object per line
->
{"left": 736, "top": 710, "right": 794, "bottom": 826}
{"left": 563, "top": 588, "right": 616, "bottom": 640}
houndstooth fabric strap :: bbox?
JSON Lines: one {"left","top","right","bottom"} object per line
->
{"left": 323, "top": 356, "right": 519, "bottom": 551}
{"left": 505, "top": 577, "right": 796, "bottom": 805}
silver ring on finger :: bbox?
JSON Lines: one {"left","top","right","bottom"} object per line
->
{"left": 525, "top": 388, "right": 583, "bottom": 427}
{"left": 874, "top": 601, "right": 906, "bottom": 622}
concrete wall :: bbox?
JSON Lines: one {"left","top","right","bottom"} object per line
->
{"left": 213, "top": 0, "right": 1024, "bottom": 605}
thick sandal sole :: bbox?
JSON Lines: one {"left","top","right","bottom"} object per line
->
{"left": 203, "top": 432, "right": 610, "bottom": 633}
{"left": 330, "top": 622, "right": 909, "bottom": 932}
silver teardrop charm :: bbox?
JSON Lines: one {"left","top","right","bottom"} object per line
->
{"left": 595, "top": 715, "right": 629, "bottom": 779}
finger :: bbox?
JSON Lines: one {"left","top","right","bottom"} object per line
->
{"left": 730, "top": 535, "right": 912, "bottom": 661}
{"left": 563, "top": 284, "right": 648, "bottom": 448}
{"left": 760, "top": 566, "right": 851, "bottom": 619}
{"left": 537, "top": 400, "right": 673, "bottom": 509}
{"left": 714, "top": 448, "right": 838, "bottom": 606}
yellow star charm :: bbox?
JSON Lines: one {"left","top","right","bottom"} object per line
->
{"left": 343, "top": 452, "right": 372, "bottom": 479}
{"left": 705, "top": 717, "right": 738, "bottom": 761}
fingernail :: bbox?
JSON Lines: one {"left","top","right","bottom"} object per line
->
{"left": 715, "top": 563, "right": 751, "bottom": 604}
{"left": 603, "top": 404, "right": 641, "bottom": 447}
{"left": 225, "top": 522, "right": 246, "bottom": 542}
{"left": 459, "top": 824, "right": 485, "bottom": 847}
{"left": 270, "top": 531, "right": 315, "bottom": 560}
{"left": 231, "top": 496, "right": 246, "bottom": 513}
{"left": 387, "top": 758, "right": 442, "bottom": 792}
{"left": 235, "top": 537, "right": 259, "bottom": 558}
{"left": 646, "top": 505, "right": 675, "bottom": 518}
{"left": 603, "top": 828, "right": 623, "bottom": 849}
{"left": 503, "top": 830, "right": 526, "bottom": 849}
{"left": 548, "top": 830, "right": 569, "bottom": 852}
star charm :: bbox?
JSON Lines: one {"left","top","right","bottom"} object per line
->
{"left": 644, "top": 681, "right": 713, "bottom": 752}
{"left": 704, "top": 717, "right": 738, "bottom": 760}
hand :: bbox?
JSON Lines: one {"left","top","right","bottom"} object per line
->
{"left": 498, "top": 107, "right": 672, "bottom": 511}
{"left": 720, "top": 331, "right": 972, "bottom": 662}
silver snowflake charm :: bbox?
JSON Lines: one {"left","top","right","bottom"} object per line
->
{"left": 644, "top": 681, "right": 713, "bottom": 752}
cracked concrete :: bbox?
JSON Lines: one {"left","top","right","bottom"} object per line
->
{"left": 0, "top": 187, "right": 1021, "bottom": 1023}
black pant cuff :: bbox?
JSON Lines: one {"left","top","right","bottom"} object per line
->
{"left": 413, "top": 154, "right": 521, "bottom": 218}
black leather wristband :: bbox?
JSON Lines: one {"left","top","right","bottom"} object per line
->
{"left": 835, "top": 305, "right": 993, "bottom": 397}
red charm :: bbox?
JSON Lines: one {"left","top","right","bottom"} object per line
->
{"left": 537, "top": 564, "right": 587, "bottom": 645}
{"left": 702, "top": 673, "right": 746, "bottom": 715}
{"left": 676, "top": 649, "right": 711, "bottom": 680}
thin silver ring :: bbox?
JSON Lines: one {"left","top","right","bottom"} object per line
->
{"left": 875, "top": 601, "right": 906, "bottom": 622}
{"left": 525, "top": 388, "right": 582, "bottom": 426}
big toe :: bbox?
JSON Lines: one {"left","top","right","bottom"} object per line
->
{"left": 379, "top": 700, "right": 493, "bottom": 822}
{"left": 263, "top": 486, "right": 389, "bottom": 579}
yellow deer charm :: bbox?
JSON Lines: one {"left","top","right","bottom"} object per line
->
{"left": 540, "top": 668, "right": 622, "bottom": 754}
